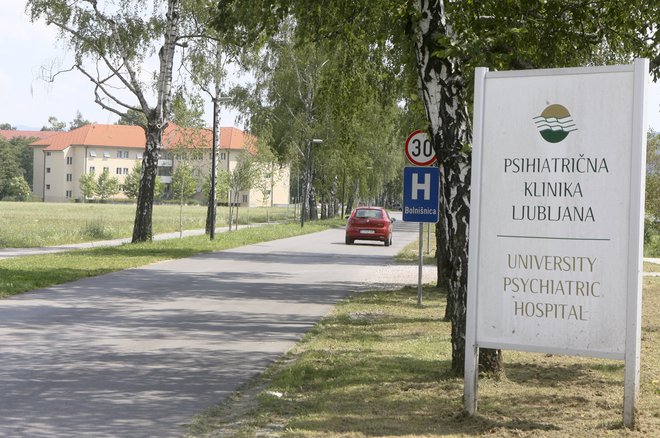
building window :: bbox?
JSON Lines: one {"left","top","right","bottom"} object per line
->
{"left": 89, "top": 166, "right": 96, "bottom": 174}
{"left": 116, "top": 168, "right": 122, "bottom": 175}
{"left": 136, "top": 153, "right": 143, "bottom": 159}
{"left": 124, "top": 151, "right": 129, "bottom": 158}
{"left": 65, "top": 190, "right": 72, "bottom": 198}
{"left": 103, "top": 151, "right": 111, "bottom": 158}
{"left": 46, "top": 152, "right": 51, "bottom": 156}
{"left": 46, "top": 184, "right": 50, "bottom": 190}
{"left": 242, "top": 195, "right": 248, "bottom": 203}
{"left": 66, "top": 157, "right": 73, "bottom": 165}
{"left": 46, "top": 167, "right": 51, "bottom": 173}
{"left": 66, "top": 173, "right": 72, "bottom": 182}
{"left": 221, "top": 152, "right": 226, "bottom": 160}
{"left": 123, "top": 168, "right": 129, "bottom": 174}
{"left": 89, "top": 150, "right": 97, "bottom": 157}
{"left": 103, "top": 167, "right": 109, "bottom": 173}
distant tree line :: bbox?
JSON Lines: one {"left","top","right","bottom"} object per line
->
{"left": 0, "top": 112, "right": 94, "bottom": 200}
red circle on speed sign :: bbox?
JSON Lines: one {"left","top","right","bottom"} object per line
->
{"left": 405, "top": 130, "right": 436, "bottom": 166}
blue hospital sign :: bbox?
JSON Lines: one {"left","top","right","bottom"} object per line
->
{"left": 402, "top": 166, "right": 440, "bottom": 223}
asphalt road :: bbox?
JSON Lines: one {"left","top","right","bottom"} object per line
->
{"left": 0, "top": 218, "right": 421, "bottom": 437}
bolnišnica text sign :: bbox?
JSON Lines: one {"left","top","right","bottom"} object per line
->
{"left": 464, "top": 60, "right": 648, "bottom": 427}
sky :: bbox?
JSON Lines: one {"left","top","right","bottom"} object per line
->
{"left": 0, "top": 1, "right": 242, "bottom": 130}
{"left": 1, "top": 1, "right": 660, "bottom": 132}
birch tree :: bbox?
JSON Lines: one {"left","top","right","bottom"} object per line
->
{"left": 27, "top": 0, "right": 183, "bottom": 242}
{"left": 177, "top": 0, "right": 237, "bottom": 237}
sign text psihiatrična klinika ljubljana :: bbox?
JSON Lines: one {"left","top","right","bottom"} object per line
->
{"left": 464, "top": 60, "right": 649, "bottom": 428}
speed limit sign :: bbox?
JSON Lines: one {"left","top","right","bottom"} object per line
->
{"left": 405, "top": 130, "right": 437, "bottom": 166}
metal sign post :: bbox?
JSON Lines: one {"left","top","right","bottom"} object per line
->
{"left": 402, "top": 166, "right": 440, "bottom": 305}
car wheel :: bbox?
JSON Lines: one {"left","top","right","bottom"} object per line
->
{"left": 345, "top": 236, "right": 354, "bottom": 245}
{"left": 384, "top": 236, "right": 390, "bottom": 247}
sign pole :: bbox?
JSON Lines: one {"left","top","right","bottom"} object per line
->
{"left": 403, "top": 131, "right": 439, "bottom": 308}
{"left": 426, "top": 223, "right": 430, "bottom": 255}
{"left": 623, "top": 57, "right": 648, "bottom": 428}
{"left": 464, "top": 66, "right": 487, "bottom": 415}
{"left": 418, "top": 222, "right": 423, "bottom": 305}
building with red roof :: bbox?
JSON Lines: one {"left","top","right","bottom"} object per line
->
{"left": 29, "top": 123, "right": 290, "bottom": 205}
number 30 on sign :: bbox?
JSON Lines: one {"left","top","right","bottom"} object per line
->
{"left": 405, "top": 130, "right": 437, "bottom": 166}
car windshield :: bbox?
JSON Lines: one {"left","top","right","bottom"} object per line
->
{"left": 355, "top": 209, "right": 382, "bottom": 219}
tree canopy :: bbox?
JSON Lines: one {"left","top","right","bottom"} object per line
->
{"left": 208, "top": 0, "right": 660, "bottom": 375}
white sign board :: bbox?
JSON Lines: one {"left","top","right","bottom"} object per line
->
{"left": 465, "top": 60, "right": 648, "bottom": 426}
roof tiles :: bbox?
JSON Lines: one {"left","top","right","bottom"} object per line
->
{"left": 29, "top": 123, "right": 251, "bottom": 152}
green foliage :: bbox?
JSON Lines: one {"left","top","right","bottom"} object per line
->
{"left": 116, "top": 109, "right": 147, "bottom": 127}
{"left": 229, "top": 152, "right": 257, "bottom": 203}
{"left": 82, "top": 216, "right": 112, "bottom": 239}
{"left": 123, "top": 163, "right": 164, "bottom": 202}
{"left": 171, "top": 89, "right": 205, "bottom": 128}
{"left": 230, "top": 13, "right": 412, "bottom": 210}
{"left": 645, "top": 132, "right": 660, "bottom": 256}
{"left": 69, "top": 111, "right": 92, "bottom": 130}
{"left": 202, "top": 170, "right": 230, "bottom": 203}
{"left": 123, "top": 162, "right": 142, "bottom": 200}
{"left": 78, "top": 172, "right": 98, "bottom": 201}
{"left": 96, "top": 169, "right": 120, "bottom": 201}
{"left": 26, "top": 0, "right": 187, "bottom": 241}
{"left": 4, "top": 176, "right": 32, "bottom": 201}
{"left": 9, "top": 136, "right": 36, "bottom": 188}
{"left": 154, "top": 176, "right": 166, "bottom": 200}
{"left": 41, "top": 116, "right": 66, "bottom": 132}
{"left": 442, "top": 0, "right": 660, "bottom": 96}
{"left": 646, "top": 133, "right": 660, "bottom": 221}
{"left": 0, "top": 138, "right": 25, "bottom": 199}
{"left": 171, "top": 163, "right": 198, "bottom": 201}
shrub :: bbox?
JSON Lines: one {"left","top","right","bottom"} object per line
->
{"left": 82, "top": 217, "right": 112, "bottom": 240}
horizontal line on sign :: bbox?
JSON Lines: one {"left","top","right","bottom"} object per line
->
{"left": 496, "top": 234, "right": 611, "bottom": 242}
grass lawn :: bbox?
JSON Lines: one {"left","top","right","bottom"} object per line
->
{"left": 0, "top": 201, "right": 295, "bottom": 248}
{"left": 187, "top": 279, "right": 660, "bottom": 437}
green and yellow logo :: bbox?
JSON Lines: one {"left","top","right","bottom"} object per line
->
{"left": 533, "top": 104, "right": 577, "bottom": 143}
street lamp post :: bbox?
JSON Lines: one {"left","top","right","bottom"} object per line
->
{"left": 300, "top": 138, "right": 323, "bottom": 228}
{"left": 208, "top": 95, "right": 233, "bottom": 240}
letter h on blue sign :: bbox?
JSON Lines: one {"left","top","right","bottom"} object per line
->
{"left": 412, "top": 172, "right": 431, "bottom": 200}
{"left": 403, "top": 166, "right": 440, "bottom": 223}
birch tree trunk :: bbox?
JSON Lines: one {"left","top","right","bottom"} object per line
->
{"left": 206, "top": 95, "right": 221, "bottom": 236}
{"left": 412, "top": 0, "right": 501, "bottom": 375}
{"left": 132, "top": 0, "right": 181, "bottom": 243}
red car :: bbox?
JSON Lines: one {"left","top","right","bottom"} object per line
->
{"left": 345, "top": 207, "right": 395, "bottom": 246}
